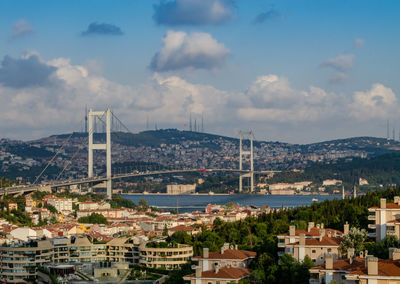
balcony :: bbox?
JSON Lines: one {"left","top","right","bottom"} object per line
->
{"left": 368, "top": 232, "right": 376, "bottom": 238}
{"left": 368, "top": 224, "right": 376, "bottom": 229}
{"left": 309, "top": 280, "right": 320, "bottom": 284}
{"left": 368, "top": 215, "right": 376, "bottom": 221}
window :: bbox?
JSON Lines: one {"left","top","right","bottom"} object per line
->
{"left": 312, "top": 250, "right": 316, "bottom": 253}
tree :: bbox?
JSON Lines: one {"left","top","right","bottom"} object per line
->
{"left": 163, "top": 225, "right": 169, "bottom": 236}
{"left": 138, "top": 199, "right": 149, "bottom": 211}
{"left": 339, "top": 227, "right": 368, "bottom": 254}
{"left": 168, "top": 231, "right": 192, "bottom": 245}
{"left": 78, "top": 213, "right": 108, "bottom": 225}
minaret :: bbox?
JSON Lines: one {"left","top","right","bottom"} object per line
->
{"left": 342, "top": 186, "right": 345, "bottom": 200}
{"left": 189, "top": 113, "right": 192, "bottom": 131}
{"left": 194, "top": 119, "right": 197, "bottom": 132}
{"left": 353, "top": 186, "right": 357, "bottom": 199}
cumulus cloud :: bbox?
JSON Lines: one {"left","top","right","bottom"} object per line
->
{"left": 0, "top": 55, "right": 57, "bottom": 88}
{"left": 237, "top": 75, "right": 343, "bottom": 122}
{"left": 153, "top": 0, "right": 235, "bottom": 26}
{"left": 350, "top": 83, "right": 398, "bottom": 120}
{"left": 0, "top": 53, "right": 233, "bottom": 138}
{"left": 253, "top": 8, "right": 280, "bottom": 24}
{"left": 353, "top": 38, "right": 365, "bottom": 49}
{"left": 0, "top": 53, "right": 397, "bottom": 142}
{"left": 321, "top": 53, "right": 355, "bottom": 71}
{"left": 150, "top": 30, "right": 230, "bottom": 72}
{"left": 11, "top": 19, "right": 34, "bottom": 38}
{"left": 81, "top": 22, "right": 123, "bottom": 36}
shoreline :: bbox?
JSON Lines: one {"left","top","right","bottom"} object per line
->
{"left": 120, "top": 193, "right": 340, "bottom": 196}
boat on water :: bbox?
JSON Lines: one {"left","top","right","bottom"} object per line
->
{"left": 312, "top": 198, "right": 318, "bottom": 202}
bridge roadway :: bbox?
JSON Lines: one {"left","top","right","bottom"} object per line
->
{"left": 0, "top": 168, "right": 279, "bottom": 196}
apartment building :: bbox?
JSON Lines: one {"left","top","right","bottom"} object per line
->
{"left": 78, "top": 202, "right": 111, "bottom": 211}
{"left": 368, "top": 197, "right": 400, "bottom": 241}
{"left": 277, "top": 222, "right": 346, "bottom": 265}
{"left": 310, "top": 248, "right": 400, "bottom": 283}
{"left": 46, "top": 197, "right": 73, "bottom": 214}
{"left": 106, "top": 237, "right": 142, "bottom": 264}
{"left": 139, "top": 242, "right": 193, "bottom": 270}
{"left": 184, "top": 244, "right": 255, "bottom": 284}
{"left": 0, "top": 240, "right": 53, "bottom": 283}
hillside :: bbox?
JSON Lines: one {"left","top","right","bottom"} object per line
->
{"left": 1, "top": 130, "right": 400, "bottom": 183}
{"left": 268, "top": 152, "right": 400, "bottom": 188}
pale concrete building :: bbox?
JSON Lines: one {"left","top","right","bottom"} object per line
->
{"left": 184, "top": 243, "right": 255, "bottom": 284}
{"left": 47, "top": 197, "right": 73, "bottom": 214}
{"left": 139, "top": 242, "right": 193, "bottom": 270}
{"left": 277, "top": 222, "right": 346, "bottom": 265}
{"left": 0, "top": 239, "right": 53, "bottom": 283}
{"left": 78, "top": 202, "right": 111, "bottom": 211}
{"left": 310, "top": 249, "right": 400, "bottom": 283}
{"left": 166, "top": 184, "right": 196, "bottom": 194}
{"left": 368, "top": 197, "right": 400, "bottom": 241}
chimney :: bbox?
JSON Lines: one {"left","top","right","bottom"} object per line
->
{"left": 307, "top": 222, "right": 315, "bottom": 232}
{"left": 215, "top": 264, "right": 220, "bottom": 274}
{"left": 367, "top": 256, "right": 378, "bottom": 275}
{"left": 195, "top": 266, "right": 202, "bottom": 278}
{"left": 299, "top": 233, "right": 306, "bottom": 246}
{"left": 344, "top": 222, "right": 349, "bottom": 235}
{"left": 235, "top": 244, "right": 238, "bottom": 250}
{"left": 321, "top": 223, "right": 324, "bottom": 229}
{"left": 395, "top": 196, "right": 400, "bottom": 205}
{"left": 203, "top": 248, "right": 209, "bottom": 258}
{"left": 347, "top": 248, "right": 355, "bottom": 259}
{"left": 289, "top": 225, "right": 296, "bottom": 236}
{"left": 325, "top": 253, "right": 333, "bottom": 270}
{"left": 360, "top": 251, "right": 364, "bottom": 258}
{"left": 381, "top": 198, "right": 386, "bottom": 209}
{"left": 390, "top": 248, "right": 400, "bottom": 260}
{"left": 316, "top": 224, "right": 321, "bottom": 229}
{"left": 327, "top": 231, "right": 332, "bottom": 238}
{"left": 319, "top": 229, "right": 325, "bottom": 241}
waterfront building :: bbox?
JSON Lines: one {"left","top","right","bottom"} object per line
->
{"left": 277, "top": 222, "right": 346, "bottom": 265}
{"left": 368, "top": 197, "right": 400, "bottom": 241}
{"left": 166, "top": 184, "right": 196, "bottom": 194}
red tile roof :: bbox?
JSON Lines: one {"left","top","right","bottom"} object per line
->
{"left": 313, "top": 257, "right": 400, "bottom": 278}
{"left": 280, "top": 228, "right": 343, "bottom": 237}
{"left": 193, "top": 249, "right": 256, "bottom": 260}
{"left": 288, "top": 236, "right": 342, "bottom": 246}
{"left": 184, "top": 267, "right": 251, "bottom": 280}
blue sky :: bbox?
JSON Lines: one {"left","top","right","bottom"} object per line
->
{"left": 0, "top": 0, "right": 399, "bottom": 143}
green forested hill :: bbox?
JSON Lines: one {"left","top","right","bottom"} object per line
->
{"left": 269, "top": 153, "right": 400, "bottom": 187}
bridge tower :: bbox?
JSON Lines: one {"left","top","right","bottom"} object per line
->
{"left": 239, "top": 131, "right": 254, "bottom": 193}
{"left": 88, "top": 108, "right": 112, "bottom": 199}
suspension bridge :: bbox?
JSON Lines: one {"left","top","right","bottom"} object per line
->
{"left": 0, "top": 109, "right": 278, "bottom": 198}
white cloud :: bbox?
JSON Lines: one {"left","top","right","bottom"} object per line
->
{"left": 350, "top": 83, "right": 398, "bottom": 120}
{"left": 11, "top": 19, "right": 34, "bottom": 38}
{"left": 321, "top": 53, "right": 355, "bottom": 71}
{"left": 0, "top": 53, "right": 397, "bottom": 142}
{"left": 150, "top": 30, "right": 230, "bottom": 72}
{"left": 237, "top": 75, "right": 343, "bottom": 123}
